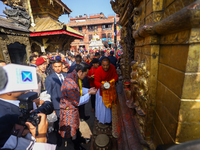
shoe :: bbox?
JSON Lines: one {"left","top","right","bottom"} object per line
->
{"left": 85, "top": 138, "right": 91, "bottom": 144}
{"left": 79, "top": 145, "right": 86, "bottom": 150}
{"left": 80, "top": 116, "right": 90, "bottom": 122}
{"left": 105, "top": 122, "right": 112, "bottom": 126}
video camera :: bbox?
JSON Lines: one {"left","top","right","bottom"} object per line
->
{"left": 12, "top": 92, "right": 54, "bottom": 137}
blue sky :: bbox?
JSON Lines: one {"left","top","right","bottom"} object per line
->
{"left": 0, "top": 0, "right": 115, "bottom": 23}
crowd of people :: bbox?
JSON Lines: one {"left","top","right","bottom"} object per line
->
{"left": 0, "top": 47, "right": 122, "bottom": 150}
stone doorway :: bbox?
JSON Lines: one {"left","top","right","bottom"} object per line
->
{"left": 7, "top": 42, "right": 27, "bottom": 65}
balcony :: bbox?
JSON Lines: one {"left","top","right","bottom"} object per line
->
{"left": 102, "top": 28, "right": 112, "bottom": 31}
{"left": 88, "top": 29, "right": 95, "bottom": 32}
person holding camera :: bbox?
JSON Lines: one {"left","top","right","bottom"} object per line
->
{"left": 0, "top": 65, "right": 56, "bottom": 149}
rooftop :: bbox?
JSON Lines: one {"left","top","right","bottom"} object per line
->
{"left": 0, "top": 17, "right": 30, "bottom": 33}
{"left": 67, "top": 18, "right": 115, "bottom": 27}
{"left": 29, "top": 16, "right": 83, "bottom": 38}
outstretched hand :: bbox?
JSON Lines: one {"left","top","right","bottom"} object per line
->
{"left": 88, "top": 87, "right": 97, "bottom": 95}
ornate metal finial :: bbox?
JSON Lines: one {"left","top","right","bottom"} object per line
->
{"left": 94, "top": 26, "right": 97, "bottom": 35}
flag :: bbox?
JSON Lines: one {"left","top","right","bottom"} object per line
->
{"left": 117, "top": 26, "right": 120, "bottom": 32}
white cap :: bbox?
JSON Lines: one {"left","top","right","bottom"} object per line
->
{"left": 0, "top": 64, "right": 38, "bottom": 95}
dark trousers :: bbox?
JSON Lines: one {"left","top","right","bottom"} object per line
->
{"left": 60, "top": 129, "right": 85, "bottom": 150}
{"left": 47, "top": 118, "right": 62, "bottom": 149}
{"left": 91, "top": 94, "right": 95, "bottom": 109}
{"left": 79, "top": 104, "right": 85, "bottom": 119}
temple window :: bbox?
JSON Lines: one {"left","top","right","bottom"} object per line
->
{"left": 88, "top": 25, "right": 97, "bottom": 31}
{"left": 89, "top": 34, "right": 93, "bottom": 41}
{"left": 79, "top": 27, "right": 82, "bottom": 32}
{"left": 102, "top": 33, "right": 106, "bottom": 38}
{"left": 107, "top": 33, "right": 112, "bottom": 38}
{"left": 102, "top": 24, "right": 112, "bottom": 30}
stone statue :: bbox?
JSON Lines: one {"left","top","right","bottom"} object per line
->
{"left": 110, "top": 0, "right": 120, "bottom": 15}
{"left": 125, "top": 61, "right": 149, "bottom": 116}
{"left": 3, "top": 0, "right": 31, "bottom": 29}
{"left": 126, "top": 61, "right": 138, "bottom": 108}
{"left": 137, "top": 62, "right": 150, "bottom": 102}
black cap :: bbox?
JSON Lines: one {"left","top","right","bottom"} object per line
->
{"left": 95, "top": 52, "right": 100, "bottom": 56}
{"left": 91, "top": 58, "right": 99, "bottom": 64}
{"left": 110, "top": 51, "right": 114, "bottom": 54}
{"left": 101, "top": 51, "right": 105, "bottom": 54}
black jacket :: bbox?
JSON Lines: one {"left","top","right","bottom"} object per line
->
{"left": 45, "top": 72, "right": 67, "bottom": 116}
{"left": 108, "top": 56, "right": 117, "bottom": 68}
{"left": 0, "top": 100, "right": 21, "bottom": 147}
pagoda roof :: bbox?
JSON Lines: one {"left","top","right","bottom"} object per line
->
{"left": 54, "top": 0, "right": 72, "bottom": 14}
{"left": 0, "top": 17, "right": 30, "bottom": 33}
{"left": 30, "top": 17, "right": 83, "bottom": 38}
{"left": 67, "top": 18, "right": 115, "bottom": 27}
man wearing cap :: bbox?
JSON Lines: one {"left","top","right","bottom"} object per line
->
{"left": 94, "top": 52, "right": 100, "bottom": 59}
{"left": 89, "top": 49, "right": 93, "bottom": 55}
{"left": 0, "top": 65, "right": 56, "bottom": 149}
{"left": 108, "top": 51, "right": 117, "bottom": 68}
{"left": 99, "top": 51, "right": 106, "bottom": 65}
{"left": 36, "top": 57, "right": 47, "bottom": 93}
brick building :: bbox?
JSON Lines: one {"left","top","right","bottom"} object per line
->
{"left": 67, "top": 13, "right": 121, "bottom": 50}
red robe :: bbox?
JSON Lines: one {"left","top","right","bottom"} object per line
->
{"left": 87, "top": 66, "right": 98, "bottom": 88}
{"left": 116, "top": 50, "right": 121, "bottom": 60}
{"left": 94, "top": 64, "right": 118, "bottom": 96}
{"left": 86, "top": 59, "right": 90, "bottom": 65}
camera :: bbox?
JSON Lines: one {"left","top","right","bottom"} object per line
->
{"left": 12, "top": 92, "right": 54, "bottom": 136}
{"left": 18, "top": 92, "right": 54, "bottom": 126}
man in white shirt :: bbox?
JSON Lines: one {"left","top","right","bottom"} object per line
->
{"left": 45, "top": 59, "right": 68, "bottom": 117}
{"left": 45, "top": 59, "right": 68, "bottom": 148}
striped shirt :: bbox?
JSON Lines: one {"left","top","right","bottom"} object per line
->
{"left": 59, "top": 70, "right": 80, "bottom": 138}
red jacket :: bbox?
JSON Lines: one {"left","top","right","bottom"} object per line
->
{"left": 87, "top": 66, "right": 98, "bottom": 87}
{"left": 94, "top": 64, "right": 118, "bottom": 96}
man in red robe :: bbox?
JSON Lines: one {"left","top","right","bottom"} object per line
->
{"left": 94, "top": 57, "right": 118, "bottom": 124}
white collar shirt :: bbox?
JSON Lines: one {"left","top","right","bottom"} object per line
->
{"left": 0, "top": 98, "right": 20, "bottom": 107}
{"left": 55, "top": 73, "right": 64, "bottom": 83}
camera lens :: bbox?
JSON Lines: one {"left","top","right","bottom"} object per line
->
{"left": 33, "top": 101, "right": 54, "bottom": 115}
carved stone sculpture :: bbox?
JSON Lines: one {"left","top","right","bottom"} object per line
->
{"left": 132, "top": 7, "right": 140, "bottom": 31}
{"left": 119, "top": 54, "right": 126, "bottom": 80}
{"left": 110, "top": 0, "right": 120, "bottom": 15}
{"left": 137, "top": 62, "right": 150, "bottom": 102}
{"left": 126, "top": 61, "right": 138, "bottom": 108}
{"left": 3, "top": 5, "right": 31, "bottom": 28}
